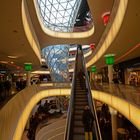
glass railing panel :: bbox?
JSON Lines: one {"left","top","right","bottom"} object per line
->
{"left": 91, "top": 83, "right": 140, "bottom": 107}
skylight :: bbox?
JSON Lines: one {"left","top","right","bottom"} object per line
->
{"left": 37, "top": 0, "right": 82, "bottom": 32}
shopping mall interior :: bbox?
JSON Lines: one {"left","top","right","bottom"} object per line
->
{"left": 0, "top": 0, "right": 140, "bottom": 140}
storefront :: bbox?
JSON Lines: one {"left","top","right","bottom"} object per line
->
{"left": 125, "top": 68, "right": 140, "bottom": 86}
{"left": 119, "top": 57, "right": 140, "bottom": 86}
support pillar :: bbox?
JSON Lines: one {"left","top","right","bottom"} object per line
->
{"left": 109, "top": 107, "right": 118, "bottom": 140}
{"left": 26, "top": 71, "right": 31, "bottom": 86}
{"left": 105, "top": 54, "right": 115, "bottom": 84}
{"left": 25, "top": 71, "right": 31, "bottom": 130}
{"left": 91, "top": 66, "right": 96, "bottom": 82}
{"left": 89, "top": 72, "right": 92, "bottom": 82}
{"left": 24, "top": 63, "right": 32, "bottom": 130}
{"left": 92, "top": 72, "right": 95, "bottom": 81}
{"left": 108, "top": 65, "right": 113, "bottom": 84}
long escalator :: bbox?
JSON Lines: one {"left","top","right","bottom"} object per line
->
{"left": 65, "top": 46, "right": 102, "bottom": 140}
{"left": 72, "top": 50, "right": 88, "bottom": 139}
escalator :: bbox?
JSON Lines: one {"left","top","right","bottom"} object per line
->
{"left": 72, "top": 49, "right": 89, "bottom": 139}
{"left": 65, "top": 46, "right": 102, "bottom": 140}
{"left": 72, "top": 77, "right": 88, "bottom": 139}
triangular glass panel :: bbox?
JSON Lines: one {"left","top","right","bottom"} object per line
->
{"left": 36, "top": 0, "right": 94, "bottom": 32}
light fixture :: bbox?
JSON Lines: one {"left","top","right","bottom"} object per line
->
{"left": 102, "top": 11, "right": 110, "bottom": 26}
{"left": 10, "top": 61, "right": 14, "bottom": 64}
{"left": 8, "top": 56, "right": 18, "bottom": 59}
{"left": 104, "top": 54, "right": 115, "bottom": 65}
{"left": 0, "top": 61, "right": 8, "bottom": 64}
{"left": 31, "top": 71, "right": 50, "bottom": 74}
{"left": 24, "top": 63, "right": 32, "bottom": 71}
{"left": 91, "top": 66, "right": 96, "bottom": 72}
{"left": 41, "top": 58, "right": 46, "bottom": 62}
{"left": 90, "top": 43, "right": 95, "bottom": 50}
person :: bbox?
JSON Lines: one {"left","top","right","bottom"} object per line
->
{"left": 112, "top": 76, "right": 119, "bottom": 84}
{"left": 82, "top": 106, "right": 94, "bottom": 140}
{"left": 4, "top": 80, "right": 11, "bottom": 97}
{"left": 78, "top": 69, "right": 85, "bottom": 79}
{"left": 78, "top": 69, "right": 85, "bottom": 89}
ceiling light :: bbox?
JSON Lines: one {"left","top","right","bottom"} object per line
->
{"left": 8, "top": 56, "right": 18, "bottom": 59}
{"left": 24, "top": 62, "right": 32, "bottom": 64}
{"left": 41, "top": 58, "right": 46, "bottom": 62}
{"left": 10, "top": 61, "right": 14, "bottom": 64}
{"left": 0, "top": 61, "right": 8, "bottom": 64}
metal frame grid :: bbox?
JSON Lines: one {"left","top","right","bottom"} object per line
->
{"left": 37, "top": 0, "right": 82, "bottom": 32}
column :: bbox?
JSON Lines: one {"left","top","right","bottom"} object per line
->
{"left": 24, "top": 63, "right": 32, "bottom": 130}
{"left": 105, "top": 54, "right": 115, "bottom": 84}
{"left": 24, "top": 63, "right": 32, "bottom": 86}
{"left": 109, "top": 107, "right": 118, "bottom": 140}
{"left": 26, "top": 71, "right": 31, "bottom": 86}
{"left": 108, "top": 65, "right": 113, "bottom": 83}
{"left": 90, "top": 71, "right": 92, "bottom": 82}
{"left": 92, "top": 72, "right": 95, "bottom": 81}
{"left": 91, "top": 66, "right": 96, "bottom": 81}
{"left": 25, "top": 71, "right": 31, "bottom": 130}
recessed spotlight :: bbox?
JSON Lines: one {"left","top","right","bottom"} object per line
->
{"left": 13, "top": 30, "right": 18, "bottom": 33}
{"left": 10, "top": 61, "right": 14, "bottom": 64}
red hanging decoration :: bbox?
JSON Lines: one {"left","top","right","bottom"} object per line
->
{"left": 102, "top": 12, "right": 110, "bottom": 26}
{"left": 90, "top": 44, "right": 95, "bottom": 50}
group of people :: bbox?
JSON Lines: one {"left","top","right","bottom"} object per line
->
{"left": 16, "top": 79, "right": 26, "bottom": 91}
{"left": 27, "top": 102, "right": 54, "bottom": 140}
{"left": 27, "top": 99, "right": 66, "bottom": 140}
{"left": 97, "top": 104, "right": 112, "bottom": 139}
{"left": 27, "top": 102, "right": 95, "bottom": 140}
{"left": 27, "top": 113, "right": 41, "bottom": 140}
{"left": 0, "top": 80, "right": 11, "bottom": 100}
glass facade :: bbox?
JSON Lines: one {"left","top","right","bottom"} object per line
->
{"left": 37, "top": 0, "right": 82, "bottom": 32}
{"left": 42, "top": 45, "right": 69, "bottom": 82}
{"left": 37, "top": 0, "right": 93, "bottom": 82}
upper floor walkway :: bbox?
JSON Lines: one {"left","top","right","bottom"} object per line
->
{"left": 0, "top": 82, "right": 140, "bottom": 140}
{"left": 91, "top": 82, "right": 140, "bottom": 107}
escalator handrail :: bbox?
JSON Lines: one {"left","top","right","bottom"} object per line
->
{"left": 64, "top": 48, "right": 78, "bottom": 140}
{"left": 81, "top": 49, "right": 102, "bottom": 140}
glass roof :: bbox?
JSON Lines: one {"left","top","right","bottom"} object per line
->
{"left": 37, "top": 0, "right": 82, "bottom": 32}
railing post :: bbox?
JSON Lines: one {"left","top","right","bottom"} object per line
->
{"left": 109, "top": 107, "right": 118, "bottom": 140}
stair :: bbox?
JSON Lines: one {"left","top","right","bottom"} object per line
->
{"left": 72, "top": 77, "right": 89, "bottom": 140}
{"left": 69, "top": 49, "right": 91, "bottom": 140}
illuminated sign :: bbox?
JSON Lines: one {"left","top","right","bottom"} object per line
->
{"left": 105, "top": 54, "right": 115, "bottom": 65}
{"left": 24, "top": 63, "right": 32, "bottom": 71}
{"left": 91, "top": 66, "right": 96, "bottom": 72}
